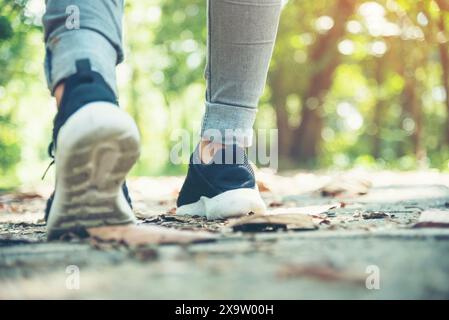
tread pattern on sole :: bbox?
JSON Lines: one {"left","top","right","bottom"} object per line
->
{"left": 47, "top": 104, "right": 140, "bottom": 240}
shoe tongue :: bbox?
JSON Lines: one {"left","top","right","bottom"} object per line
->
{"left": 210, "top": 144, "right": 245, "bottom": 165}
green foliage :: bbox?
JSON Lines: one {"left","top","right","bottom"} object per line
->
{"left": 0, "top": 16, "right": 13, "bottom": 40}
{"left": 0, "top": 0, "right": 34, "bottom": 188}
{"left": 1, "top": 0, "right": 449, "bottom": 189}
{"left": 0, "top": 114, "right": 19, "bottom": 170}
{"left": 153, "top": 0, "right": 207, "bottom": 96}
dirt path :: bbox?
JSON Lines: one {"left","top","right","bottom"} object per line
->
{"left": 1, "top": 170, "right": 449, "bottom": 299}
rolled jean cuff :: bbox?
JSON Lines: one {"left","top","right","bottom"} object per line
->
{"left": 44, "top": 30, "right": 118, "bottom": 95}
{"left": 200, "top": 102, "right": 257, "bottom": 147}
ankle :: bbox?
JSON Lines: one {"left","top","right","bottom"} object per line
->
{"left": 199, "top": 140, "right": 225, "bottom": 164}
{"left": 54, "top": 82, "right": 65, "bottom": 108}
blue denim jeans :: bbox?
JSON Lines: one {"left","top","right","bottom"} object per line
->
{"left": 43, "top": 0, "right": 281, "bottom": 146}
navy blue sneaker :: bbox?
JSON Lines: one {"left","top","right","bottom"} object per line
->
{"left": 176, "top": 144, "right": 266, "bottom": 219}
{"left": 45, "top": 59, "right": 140, "bottom": 240}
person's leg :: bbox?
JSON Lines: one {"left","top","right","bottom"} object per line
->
{"left": 177, "top": 0, "right": 282, "bottom": 219}
{"left": 202, "top": 0, "right": 282, "bottom": 147}
{"left": 44, "top": 0, "right": 123, "bottom": 98}
{"left": 43, "top": 0, "right": 140, "bottom": 239}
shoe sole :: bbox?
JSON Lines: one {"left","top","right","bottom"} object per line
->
{"left": 176, "top": 188, "right": 266, "bottom": 220}
{"left": 47, "top": 102, "right": 140, "bottom": 240}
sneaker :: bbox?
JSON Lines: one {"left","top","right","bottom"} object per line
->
{"left": 176, "top": 144, "right": 266, "bottom": 219}
{"left": 45, "top": 59, "right": 140, "bottom": 240}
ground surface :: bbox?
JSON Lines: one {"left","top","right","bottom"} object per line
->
{"left": 1, "top": 170, "right": 449, "bottom": 299}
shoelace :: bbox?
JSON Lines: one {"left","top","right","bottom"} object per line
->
{"left": 41, "top": 141, "right": 55, "bottom": 180}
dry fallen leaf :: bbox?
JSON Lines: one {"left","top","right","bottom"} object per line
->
{"left": 167, "top": 207, "right": 177, "bottom": 215}
{"left": 353, "top": 211, "right": 361, "bottom": 218}
{"left": 229, "top": 214, "right": 317, "bottom": 232}
{"left": 129, "top": 246, "right": 159, "bottom": 262}
{"left": 0, "top": 192, "right": 43, "bottom": 203}
{"left": 228, "top": 204, "right": 341, "bottom": 231}
{"left": 320, "top": 176, "right": 372, "bottom": 198}
{"left": 414, "top": 210, "right": 449, "bottom": 228}
{"left": 313, "top": 217, "right": 331, "bottom": 225}
{"left": 268, "top": 201, "right": 284, "bottom": 208}
{"left": 268, "top": 203, "right": 342, "bottom": 216}
{"left": 277, "top": 264, "right": 365, "bottom": 285}
{"left": 87, "top": 224, "right": 217, "bottom": 245}
{"left": 361, "top": 211, "right": 390, "bottom": 219}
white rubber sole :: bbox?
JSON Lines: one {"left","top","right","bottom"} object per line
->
{"left": 176, "top": 188, "right": 266, "bottom": 220}
{"left": 46, "top": 102, "right": 140, "bottom": 240}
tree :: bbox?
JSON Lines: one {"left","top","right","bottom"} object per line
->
{"left": 0, "top": 0, "right": 36, "bottom": 187}
{"left": 269, "top": 0, "right": 358, "bottom": 165}
{"left": 434, "top": 0, "right": 449, "bottom": 145}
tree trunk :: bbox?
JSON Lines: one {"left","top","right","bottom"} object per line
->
{"left": 403, "top": 77, "right": 425, "bottom": 160}
{"left": 270, "top": 67, "right": 292, "bottom": 160}
{"left": 436, "top": 6, "right": 449, "bottom": 145}
{"left": 289, "top": 0, "right": 358, "bottom": 163}
{"left": 372, "top": 101, "right": 384, "bottom": 159}
{"left": 129, "top": 66, "right": 141, "bottom": 132}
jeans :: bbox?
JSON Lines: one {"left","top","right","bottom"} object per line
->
{"left": 43, "top": 0, "right": 281, "bottom": 146}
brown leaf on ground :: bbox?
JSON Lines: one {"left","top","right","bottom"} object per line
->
{"left": 414, "top": 210, "right": 449, "bottom": 228}
{"left": 87, "top": 224, "right": 217, "bottom": 245}
{"left": 129, "top": 246, "right": 159, "bottom": 262}
{"left": 0, "top": 192, "right": 43, "bottom": 203}
{"left": 268, "top": 201, "right": 284, "bottom": 208}
{"left": 134, "top": 211, "right": 149, "bottom": 220}
{"left": 313, "top": 217, "right": 331, "bottom": 225}
{"left": 228, "top": 204, "right": 342, "bottom": 231}
{"left": 268, "top": 203, "right": 342, "bottom": 216}
{"left": 361, "top": 211, "right": 390, "bottom": 219}
{"left": 277, "top": 264, "right": 365, "bottom": 285}
{"left": 320, "top": 176, "right": 372, "bottom": 198}
{"left": 167, "top": 207, "right": 177, "bottom": 215}
{"left": 229, "top": 214, "right": 317, "bottom": 232}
